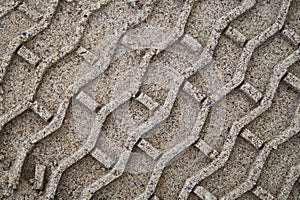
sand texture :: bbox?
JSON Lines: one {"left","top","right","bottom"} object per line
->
{"left": 0, "top": 0, "right": 300, "bottom": 199}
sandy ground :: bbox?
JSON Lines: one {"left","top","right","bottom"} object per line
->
{"left": 0, "top": 0, "right": 299, "bottom": 199}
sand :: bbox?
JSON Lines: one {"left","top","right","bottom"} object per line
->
{"left": 0, "top": 0, "right": 299, "bottom": 199}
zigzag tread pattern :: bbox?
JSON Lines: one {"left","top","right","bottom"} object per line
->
{"left": 0, "top": 0, "right": 299, "bottom": 199}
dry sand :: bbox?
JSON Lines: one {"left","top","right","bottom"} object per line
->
{"left": 0, "top": 0, "right": 299, "bottom": 199}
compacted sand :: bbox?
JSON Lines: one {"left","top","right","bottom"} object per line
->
{"left": 0, "top": 0, "right": 299, "bottom": 199}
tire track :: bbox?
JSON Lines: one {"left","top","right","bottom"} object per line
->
{"left": 178, "top": 46, "right": 300, "bottom": 199}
